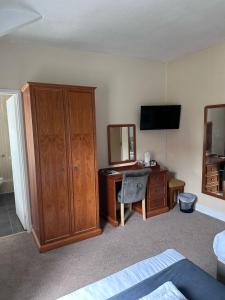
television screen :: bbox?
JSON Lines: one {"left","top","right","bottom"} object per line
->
{"left": 140, "top": 105, "right": 181, "bottom": 130}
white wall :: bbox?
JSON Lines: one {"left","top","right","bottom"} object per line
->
{"left": 3, "top": 37, "right": 225, "bottom": 215}
{"left": 166, "top": 42, "right": 225, "bottom": 214}
{"left": 0, "top": 94, "right": 13, "bottom": 193}
{"left": 0, "top": 38, "right": 166, "bottom": 168}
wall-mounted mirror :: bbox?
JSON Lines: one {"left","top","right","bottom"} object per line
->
{"left": 107, "top": 124, "right": 136, "bottom": 165}
{"left": 202, "top": 105, "right": 225, "bottom": 199}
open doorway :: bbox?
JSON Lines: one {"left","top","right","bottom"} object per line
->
{"left": 0, "top": 90, "right": 31, "bottom": 237}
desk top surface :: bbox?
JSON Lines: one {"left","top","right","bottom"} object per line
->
{"left": 99, "top": 162, "right": 167, "bottom": 179}
{"left": 206, "top": 156, "right": 225, "bottom": 165}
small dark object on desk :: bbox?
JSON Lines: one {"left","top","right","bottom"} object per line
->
{"left": 150, "top": 160, "right": 157, "bottom": 167}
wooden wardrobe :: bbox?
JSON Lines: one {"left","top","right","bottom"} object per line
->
{"left": 22, "top": 82, "right": 101, "bottom": 252}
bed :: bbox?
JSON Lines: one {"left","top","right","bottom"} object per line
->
{"left": 58, "top": 249, "right": 225, "bottom": 300}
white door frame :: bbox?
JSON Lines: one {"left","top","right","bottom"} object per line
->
{"left": 0, "top": 89, "right": 31, "bottom": 232}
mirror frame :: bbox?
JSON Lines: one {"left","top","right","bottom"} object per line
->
{"left": 202, "top": 104, "right": 225, "bottom": 200}
{"left": 107, "top": 124, "right": 136, "bottom": 165}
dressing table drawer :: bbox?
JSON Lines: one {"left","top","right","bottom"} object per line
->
{"left": 149, "top": 173, "right": 165, "bottom": 186}
{"left": 145, "top": 170, "right": 168, "bottom": 216}
{"left": 148, "top": 185, "right": 165, "bottom": 198}
{"left": 206, "top": 185, "right": 219, "bottom": 193}
{"left": 206, "top": 174, "right": 219, "bottom": 185}
{"left": 149, "top": 196, "right": 166, "bottom": 209}
{"left": 206, "top": 164, "right": 219, "bottom": 174}
{"left": 205, "top": 163, "right": 219, "bottom": 193}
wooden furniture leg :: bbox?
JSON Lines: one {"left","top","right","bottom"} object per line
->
{"left": 169, "top": 188, "right": 174, "bottom": 209}
{"left": 121, "top": 203, "right": 125, "bottom": 226}
{"left": 142, "top": 199, "right": 146, "bottom": 220}
{"left": 177, "top": 186, "right": 184, "bottom": 203}
{"left": 168, "top": 186, "right": 184, "bottom": 209}
{"left": 168, "top": 178, "right": 185, "bottom": 210}
{"left": 129, "top": 203, "right": 132, "bottom": 212}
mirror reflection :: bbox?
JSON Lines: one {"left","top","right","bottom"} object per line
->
{"left": 203, "top": 106, "right": 225, "bottom": 198}
{"left": 108, "top": 124, "right": 136, "bottom": 165}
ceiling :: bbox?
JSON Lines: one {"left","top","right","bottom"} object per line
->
{"left": 2, "top": 0, "right": 225, "bottom": 61}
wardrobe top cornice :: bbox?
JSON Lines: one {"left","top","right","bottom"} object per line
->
{"left": 21, "top": 82, "right": 96, "bottom": 92}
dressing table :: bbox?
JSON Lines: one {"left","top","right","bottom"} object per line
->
{"left": 99, "top": 163, "right": 168, "bottom": 226}
{"left": 100, "top": 123, "right": 169, "bottom": 226}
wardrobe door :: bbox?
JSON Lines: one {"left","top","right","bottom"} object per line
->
{"left": 33, "top": 86, "right": 71, "bottom": 242}
{"left": 67, "top": 88, "right": 98, "bottom": 233}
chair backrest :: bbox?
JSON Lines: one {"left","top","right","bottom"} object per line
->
{"left": 120, "top": 169, "right": 150, "bottom": 204}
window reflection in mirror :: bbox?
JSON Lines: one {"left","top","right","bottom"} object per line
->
{"left": 203, "top": 105, "right": 225, "bottom": 199}
{"left": 129, "top": 126, "right": 135, "bottom": 160}
{"left": 108, "top": 124, "right": 136, "bottom": 165}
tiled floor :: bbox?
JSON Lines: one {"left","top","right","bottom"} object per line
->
{"left": 0, "top": 193, "right": 24, "bottom": 237}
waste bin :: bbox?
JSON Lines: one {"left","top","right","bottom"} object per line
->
{"left": 178, "top": 192, "right": 196, "bottom": 213}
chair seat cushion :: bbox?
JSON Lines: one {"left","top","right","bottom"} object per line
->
{"left": 168, "top": 178, "right": 185, "bottom": 188}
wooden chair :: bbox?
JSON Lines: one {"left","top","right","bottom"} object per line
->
{"left": 168, "top": 178, "right": 185, "bottom": 209}
{"left": 117, "top": 169, "right": 150, "bottom": 226}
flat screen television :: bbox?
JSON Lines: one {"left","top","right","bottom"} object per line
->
{"left": 140, "top": 105, "right": 181, "bottom": 130}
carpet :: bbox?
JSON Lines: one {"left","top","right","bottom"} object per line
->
{"left": 0, "top": 207, "right": 224, "bottom": 300}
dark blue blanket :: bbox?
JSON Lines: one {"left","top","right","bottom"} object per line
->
{"left": 108, "top": 259, "right": 225, "bottom": 300}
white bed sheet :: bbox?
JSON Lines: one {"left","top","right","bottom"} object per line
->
{"left": 58, "top": 249, "right": 185, "bottom": 300}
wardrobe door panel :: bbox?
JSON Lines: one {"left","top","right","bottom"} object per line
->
{"left": 34, "top": 87, "right": 71, "bottom": 242}
{"left": 67, "top": 89, "right": 97, "bottom": 233}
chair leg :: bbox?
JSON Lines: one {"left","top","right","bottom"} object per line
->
{"left": 142, "top": 199, "right": 146, "bottom": 221}
{"left": 120, "top": 203, "right": 125, "bottom": 226}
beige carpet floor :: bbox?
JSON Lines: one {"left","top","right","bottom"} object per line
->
{"left": 0, "top": 207, "right": 224, "bottom": 300}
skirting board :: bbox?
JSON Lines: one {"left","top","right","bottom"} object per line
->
{"left": 195, "top": 203, "right": 225, "bottom": 222}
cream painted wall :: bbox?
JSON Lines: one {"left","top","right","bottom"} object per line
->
{"left": 166, "top": 42, "right": 225, "bottom": 214}
{"left": 2, "top": 37, "right": 225, "bottom": 215}
{"left": 0, "top": 95, "right": 14, "bottom": 193}
{"left": 2, "top": 38, "right": 225, "bottom": 215}
{"left": 0, "top": 39, "right": 166, "bottom": 168}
